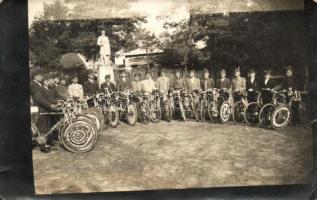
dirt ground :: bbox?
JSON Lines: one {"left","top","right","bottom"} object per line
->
{"left": 32, "top": 121, "right": 313, "bottom": 194}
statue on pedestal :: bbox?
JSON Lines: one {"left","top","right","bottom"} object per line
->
{"left": 97, "top": 30, "right": 111, "bottom": 65}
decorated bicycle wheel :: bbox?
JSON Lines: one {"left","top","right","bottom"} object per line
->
{"left": 108, "top": 105, "right": 119, "bottom": 128}
{"left": 126, "top": 103, "right": 138, "bottom": 125}
{"left": 150, "top": 102, "right": 161, "bottom": 123}
{"left": 81, "top": 108, "right": 104, "bottom": 132}
{"left": 271, "top": 105, "right": 291, "bottom": 129}
{"left": 244, "top": 102, "right": 261, "bottom": 125}
{"left": 219, "top": 101, "right": 231, "bottom": 123}
{"left": 60, "top": 118, "right": 98, "bottom": 153}
{"left": 207, "top": 101, "right": 218, "bottom": 122}
{"left": 258, "top": 103, "right": 275, "bottom": 128}
{"left": 232, "top": 101, "right": 246, "bottom": 124}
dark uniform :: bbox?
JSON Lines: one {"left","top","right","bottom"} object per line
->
{"left": 216, "top": 78, "right": 231, "bottom": 89}
{"left": 200, "top": 78, "right": 215, "bottom": 91}
{"left": 260, "top": 78, "right": 277, "bottom": 105}
{"left": 100, "top": 82, "right": 116, "bottom": 94}
{"left": 171, "top": 77, "right": 185, "bottom": 90}
{"left": 83, "top": 79, "right": 99, "bottom": 96}
{"left": 116, "top": 78, "right": 131, "bottom": 92}
{"left": 246, "top": 77, "right": 259, "bottom": 102}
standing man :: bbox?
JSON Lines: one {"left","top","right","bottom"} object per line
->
{"left": 68, "top": 75, "right": 84, "bottom": 98}
{"left": 131, "top": 73, "right": 142, "bottom": 92}
{"left": 185, "top": 69, "right": 201, "bottom": 93}
{"left": 200, "top": 68, "right": 215, "bottom": 91}
{"left": 246, "top": 68, "right": 259, "bottom": 102}
{"left": 97, "top": 30, "right": 111, "bottom": 65}
{"left": 283, "top": 65, "right": 300, "bottom": 126}
{"left": 156, "top": 69, "right": 170, "bottom": 94}
{"left": 216, "top": 69, "right": 231, "bottom": 90}
{"left": 83, "top": 70, "right": 99, "bottom": 96}
{"left": 261, "top": 69, "right": 277, "bottom": 105}
{"left": 141, "top": 71, "right": 156, "bottom": 95}
{"left": 171, "top": 70, "right": 185, "bottom": 90}
{"left": 116, "top": 70, "right": 131, "bottom": 92}
{"left": 231, "top": 67, "right": 246, "bottom": 102}
{"left": 100, "top": 74, "right": 116, "bottom": 94}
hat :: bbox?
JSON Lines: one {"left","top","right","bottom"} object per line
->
{"left": 203, "top": 68, "right": 209, "bottom": 74}
{"left": 249, "top": 68, "right": 256, "bottom": 74}
{"left": 264, "top": 69, "right": 272, "bottom": 75}
{"left": 234, "top": 66, "right": 240, "bottom": 72}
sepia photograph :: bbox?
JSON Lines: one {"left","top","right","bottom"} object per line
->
{"left": 28, "top": 0, "right": 312, "bottom": 194}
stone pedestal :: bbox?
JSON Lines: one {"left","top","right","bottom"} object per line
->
{"left": 97, "top": 64, "right": 115, "bottom": 86}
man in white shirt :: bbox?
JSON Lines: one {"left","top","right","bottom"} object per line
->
{"left": 97, "top": 30, "right": 111, "bottom": 65}
{"left": 156, "top": 69, "right": 170, "bottom": 94}
{"left": 68, "top": 76, "right": 84, "bottom": 98}
{"left": 141, "top": 72, "right": 156, "bottom": 95}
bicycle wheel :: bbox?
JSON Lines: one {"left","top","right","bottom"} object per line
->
{"left": 164, "top": 100, "right": 173, "bottom": 122}
{"left": 126, "top": 103, "right": 138, "bottom": 125}
{"left": 179, "top": 102, "right": 186, "bottom": 121}
{"left": 207, "top": 101, "right": 218, "bottom": 122}
{"left": 198, "top": 100, "right": 206, "bottom": 122}
{"left": 81, "top": 108, "right": 104, "bottom": 132}
{"left": 258, "top": 103, "right": 275, "bottom": 128}
{"left": 232, "top": 101, "right": 246, "bottom": 124}
{"left": 138, "top": 102, "right": 150, "bottom": 125}
{"left": 219, "top": 101, "right": 231, "bottom": 123}
{"left": 60, "top": 118, "right": 98, "bottom": 153}
{"left": 109, "top": 105, "right": 119, "bottom": 128}
{"left": 244, "top": 102, "right": 261, "bottom": 125}
{"left": 150, "top": 102, "right": 161, "bottom": 123}
{"left": 191, "top": 102, "right": 199, "bottom": 121}
{"left": 271, "top": 105, "right": 291, "bottom": 129}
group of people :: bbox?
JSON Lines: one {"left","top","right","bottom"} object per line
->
{"left": 30, "top": 65, "right": 301, "bottom": 152}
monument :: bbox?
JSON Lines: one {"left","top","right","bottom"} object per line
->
{"left": 96, "top": 30, "right": 115, "bottom": 85}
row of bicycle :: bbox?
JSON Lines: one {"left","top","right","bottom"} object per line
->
{"left": 76, "top": 87, "right": 307, "bottom": 130}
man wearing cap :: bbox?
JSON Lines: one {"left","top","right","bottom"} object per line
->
{"left": 100, "top": 74, "right": 116, "bottom": 94}
{"left": 131, "top": 73, "right": 142, "bottom": 92}
{"left": 246, "top": 68, "right": 259, "bottom": 102}
{"left": 185, "top": 69, "right": 201, "bottom": 93}
{"left": 156, "top": 69, "right": 170, "bottom": 94}
{"left": 116, "top": 70, "right": 131, "bottom": 92}
{"left": 171, "top": 70, "right": 185, "bottom": 90}
{"left": 83, "top": 71, "right": 99, "bottom": 96}
{"left": 200, "top": 68, "right": 215, "bottom": 91}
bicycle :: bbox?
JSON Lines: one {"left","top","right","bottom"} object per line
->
{"left": 232, "top": 90, "right": 248, "bottom": 124}
{"left": 181, "top": 90, "right": 199, "bottom": 121}
{"left": 111, "top": 88, "right": 138, "bottom": 126}
{"left": 197, "top": 89, "right": 213, "bottom": 122}
{"left": 171, "top": 89, "right": 186, "bottom": 121}
{"left": 243, "top": 90, "right": 262, "bottom": 125}
{"left": 258, "top": 89, "right": 290, "bottom": 129}
{"left": 31, "top": 98, "right": 99, "bottom": 153}
{"left": 94, "top": 92, "right": 119, "bottom": 128}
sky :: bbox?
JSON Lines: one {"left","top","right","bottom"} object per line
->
{"left": 28, "top": 0, "right": 304, "bottom": 34}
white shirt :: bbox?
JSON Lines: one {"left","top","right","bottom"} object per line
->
{"left": 68, "top": 83, "right": 84, "bottom": 98}
{"left": 264, "top": 78, "right": 269, "bottom": 85}
{"left": 250, "top": 76, "right": 255, "bottom": 83}
{"left": 142, "top": 79, "right": 156, "bottom": 94}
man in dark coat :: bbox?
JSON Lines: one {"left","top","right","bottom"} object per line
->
{"left": 83, "top": 71, "right": 99, "bottom": 96}
{"left": 216, "top": 69, "right": 231, "bottom": 90}
{"left": 260, "top": 69, "right": 279, "bottom": 105}
{"left": 116, "top": 70, "right": 131, "bottom": 92}
{"left": 283, "top": 65, "right": 300, "bottom": 126}
{"left": 200, "top": 68, "right": 215, "bottom": 91}
{"left": 246, "top": 68, "right": 260, "bottom": 102}
{"left": 100, "top": 74, "right": 116, "bottom": 94}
